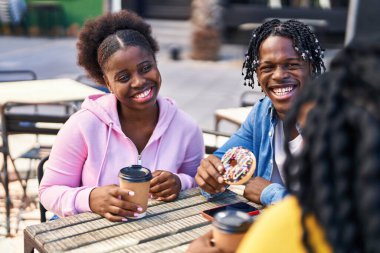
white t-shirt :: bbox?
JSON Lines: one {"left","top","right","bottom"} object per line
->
{"left": 271, "top": 120, "right": 303, "bottom": 185}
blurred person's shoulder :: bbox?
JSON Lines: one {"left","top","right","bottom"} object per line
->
{"left": 237, "top": 196, "right": 332, "bottom": 253}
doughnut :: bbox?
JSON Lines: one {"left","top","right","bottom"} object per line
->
{"left": 220, "top": 147, "right": 256, "bottom": 185}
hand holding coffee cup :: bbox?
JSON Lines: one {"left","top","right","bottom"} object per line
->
{"left": 150, "top": 170, "right": 182, "bottom": 201}
{"left": 119, "top": 165, "right": 153, "bottom": 219}
{"left": 89, "top": 184, "right": 142, "bottom": 222}
{"left": 212, "top": 210, "right": 253, "bottom": 253}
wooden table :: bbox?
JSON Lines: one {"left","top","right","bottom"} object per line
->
{"left": 214, "top": 106, "right": 252, "bottom": 131}
{"left": 0, "top": 78, "right": 104, "bottom": 104}
{"left": 24, "top": 188, "right": 260, "bottom": 253}
{"left": 0, "top": 78, "right": 105, "bottom": 237}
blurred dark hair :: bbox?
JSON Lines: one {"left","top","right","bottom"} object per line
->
{"left": 283, "top": 36, "right": 380, "bottom": 252}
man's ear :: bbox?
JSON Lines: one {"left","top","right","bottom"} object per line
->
{"left": 308, "top": 62, "right": 314, "bottom": 78}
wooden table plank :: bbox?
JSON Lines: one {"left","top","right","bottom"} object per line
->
{"left": 34, "top": 190, "right": 244, "bottom": 245}
{"left": 38, "top": 202, "right": 215, "bottom": 251}
{"left": 24, "top": 189, "right": 259, "bottom": 253}
{"left": 25, "top": 212, "right": 100, "bottom": 236}
{"left": 120, "top": 225, "right": 212, "bottom": 253}
{"left": 62, "top": 215, "right": 209, "bottom": 253}
{"left": 157, "top": 244, "right": 191, "bottom": 253}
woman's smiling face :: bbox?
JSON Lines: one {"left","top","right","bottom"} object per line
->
{"left": 256, "top": 36, "right": 311, "bottom": 120}
{"left": 103, "top": 46, "right": 161, "bottom": 111}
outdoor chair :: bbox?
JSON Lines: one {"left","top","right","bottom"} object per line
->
{"left": 76, "top": 74, "right": 109, "bottom": 93}
{"left": 0, "top": 70, "right": 37, "bottom": 82}
{"left": 239, "top": 91, "right": 257, "bottom": 107}
{"left": 0, "top": 101, "right": 75, "bottom": 231}
{"left": 0, "top": 69, "right": 38, "bottom": 133}
{"left": 214, "top": 91, "right": 263, "bottom": 132}
{"left": 37, "top": 155, "right": 48, "bottom": 222}
{"left": 214, "top": 106, "right": 252, "bottom": 132}
{"left": 202, "top": 129, "right": 231, "bottom": 155}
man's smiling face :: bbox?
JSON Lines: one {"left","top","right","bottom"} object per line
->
{"left": 256, "top": 36, "right": 311, "bottom": 120}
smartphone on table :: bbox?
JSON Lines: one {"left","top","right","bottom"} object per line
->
{"left": 201, "top": 202, "right": 260, "bottom": 221}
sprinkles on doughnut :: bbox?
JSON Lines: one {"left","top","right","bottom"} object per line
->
{"left": 221, "top": 147, "right": 256, "bottom": 185}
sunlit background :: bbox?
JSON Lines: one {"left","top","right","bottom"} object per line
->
{"left": 0, "top": 0, "right": 378, "bottom": 252}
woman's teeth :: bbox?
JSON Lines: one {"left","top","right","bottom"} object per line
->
{"left": 273, "top": 86, "right": 294, "bottom": 96}
{"left": 135, "top": 88, "right": 151, "bottom": 98}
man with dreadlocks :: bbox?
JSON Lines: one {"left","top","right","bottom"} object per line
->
{"left": 189, "top": 34, "right": 380, "bottom": 253}
{"left": 195, "top": 19, "right": 326, "bottom": 206}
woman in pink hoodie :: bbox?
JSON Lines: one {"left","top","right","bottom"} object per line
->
{"left": 39, "top": 10, "right": 204, "bottom": 221}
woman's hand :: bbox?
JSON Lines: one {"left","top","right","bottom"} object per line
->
{"left": 186, "top": 231, "right": 222, "bottom": 253}
{"left": 150, "top": 170, "right": 181, "bottom": 201}
{"left": 89, "top": 184, "right": 143, "bottom": 221}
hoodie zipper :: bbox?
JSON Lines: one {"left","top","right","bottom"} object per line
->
{"left": 124, "top": 136, "right": 143, "bottom": 165}
{"left": 137, "top": 154, "right": 142, "bottom": 165}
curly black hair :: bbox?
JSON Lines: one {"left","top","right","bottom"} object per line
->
{"left": 242, "top": 19, "right": 326, "bottom": 88}
{"left": 283, "top": 37, "right": 380, "bottom": 252}
{"left": 77, "top": 10, "right": 159, "bottom": 85}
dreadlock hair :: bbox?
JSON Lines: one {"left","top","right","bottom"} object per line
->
{"left": 242, "top": 19, "right": 326, "bottom": 88}
{"left": 283, "top": 36, "right": 380, "bottom": 253}
{"left": 77, "top": 10, "right": 159, "bottom": 85}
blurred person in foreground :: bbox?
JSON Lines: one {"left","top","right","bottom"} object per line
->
{"left": 39, "top": 10, "right": 204, "bottom": 221}
{"left": 188, "top": 37, "right": 380, "bottom": 252}
{"left": 196, "top": 19, "right": 326, "bottom": 205}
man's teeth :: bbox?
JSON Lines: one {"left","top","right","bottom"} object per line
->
{"left": 273, "top": 86, "right": 294, "bottom": 96}
{"left": 135, "top": 88, "right": 151, "bottom": 98}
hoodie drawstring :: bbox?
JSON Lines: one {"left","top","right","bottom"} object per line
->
{"left": 96, "top": 122, "right": 113, "bottom": 185}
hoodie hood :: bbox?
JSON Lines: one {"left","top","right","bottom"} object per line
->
{"left": 81, "top": 94, "right": 178, "bottom": 142}
{"left": 39, "top": 93, "right": 204, "bottom": 216}
{"left": 80, "top": 93, "right": 178, "bottom": 186}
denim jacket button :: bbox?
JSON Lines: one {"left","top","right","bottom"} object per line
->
{"left": 269, "top": 131, "right": 272, "bottom": 137}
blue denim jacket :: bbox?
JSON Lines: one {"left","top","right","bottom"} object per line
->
{"left": 202, "top": 97, "right": 288, "bottom": 205}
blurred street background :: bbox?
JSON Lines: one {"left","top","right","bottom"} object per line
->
{"left": 1, "top": 0, "right": 378, "bottom": 252}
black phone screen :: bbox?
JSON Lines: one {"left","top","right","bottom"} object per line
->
{"left": 202, "top": 202, "right": 258, "bottom": 219}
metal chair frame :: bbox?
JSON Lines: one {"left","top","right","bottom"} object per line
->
{"left": 202, "top": 129, "right": 231, "bottom": 155}
{"left": 0, "top": 101, "right": 73, "bottom": 235}
{"left": 0, "top": 70, "right": 37, "bottom": 82}
{"left": 37, "top": 155, "right": 48, "bottom": 223}
{"left": 76, "top": 74, "right": 110, "bottom": 93}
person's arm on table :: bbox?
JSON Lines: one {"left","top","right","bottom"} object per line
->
{"left": 39, "top": 116, "right": 141, "bottom": 221}
{"left": 243, "top": 177, "right": 288, "bottom": 205}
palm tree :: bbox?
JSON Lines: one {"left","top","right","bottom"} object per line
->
{"left": 190, "top": 0, "right": 222, "bottom": 61}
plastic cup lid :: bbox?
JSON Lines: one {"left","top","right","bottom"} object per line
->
{"left": 212, "top": 210, "right": 253, "bottom": 233}
{"left": 119, "top": 165, "right": 152, "bottom": 182}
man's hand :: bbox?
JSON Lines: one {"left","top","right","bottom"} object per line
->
{"left": 89, "top": 184, "right": 142, "bottom": 222}
{"left": 150, "top": 170, "right": 181, "bottom": 201}
{"left": 195, "top": 155, "right": 227, "bottom": 194}
{"left": 186, "top": 231, "right": 223, "bottom": 253}
{"left": 243, "top": 177, "right": 271, "bottom": 204}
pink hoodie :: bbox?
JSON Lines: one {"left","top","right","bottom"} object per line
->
{"left": 39, "top": 94, "right": 204, "bottom": 217}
